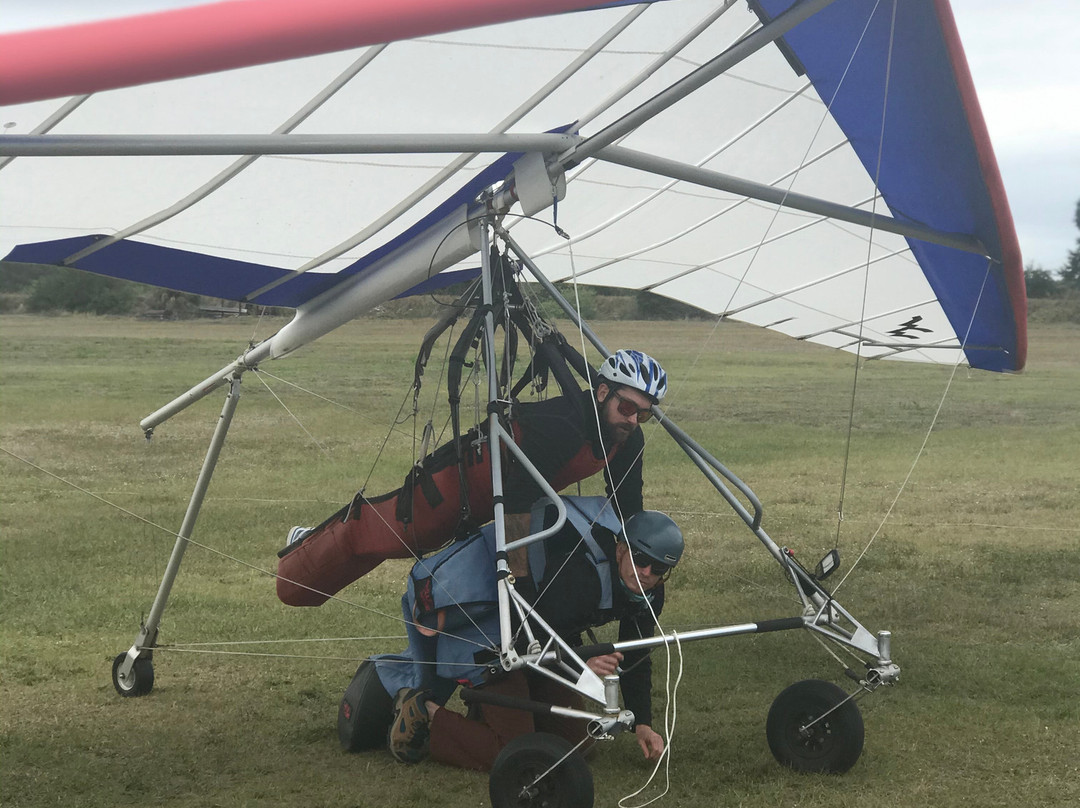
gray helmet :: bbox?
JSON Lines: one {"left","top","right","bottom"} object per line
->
{"left": 623, "top": 510, "right": 683, "bottom": 568}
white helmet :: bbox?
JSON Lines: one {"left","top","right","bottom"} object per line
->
{"left": 597, "top": 349, "right": 667, "bottom": 402}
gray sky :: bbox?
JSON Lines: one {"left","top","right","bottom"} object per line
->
{"left": 949, "top": 0, "right": 1079, "bottom": 271}
{"left": 3, "top": 0, "right": 1077, "bottom": 269}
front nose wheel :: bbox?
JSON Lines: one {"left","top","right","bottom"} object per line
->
{"left": 766, "top": 679, "right": 864, "bottom": 773}
{"left": 489, "top": 732, "right": 593, "bottom": 808}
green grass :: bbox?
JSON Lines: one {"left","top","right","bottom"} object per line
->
{"left": 2, "top": 313, "right": 1078, "bottom": 807}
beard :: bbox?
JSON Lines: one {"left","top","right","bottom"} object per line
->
{"left": 602, "top": 419, "right": 634, "bottom": 445}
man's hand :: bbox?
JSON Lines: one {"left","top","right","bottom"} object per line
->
{"left": 634, "top": 724, "right": 664, "bottom": 760}
{"left": 585, "top": 652, "right": 623, "bottom": 677}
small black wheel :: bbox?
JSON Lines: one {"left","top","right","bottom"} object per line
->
{"left": 112, "top": 652, "right": 155, "bottom": 697}
{"left": 338, "top": 660, "right": 394, "bottom": 752}
{"left": 766, "top": 679, "right": 864, "bottom": 774}
{"left": 490, "top": 732, "right": 593, "bottom": 808}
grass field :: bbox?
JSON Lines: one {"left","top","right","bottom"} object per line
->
{"left": 2, "top": 313, "right": 1078, "bottom": 808}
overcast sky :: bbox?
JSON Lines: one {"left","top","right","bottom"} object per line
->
{"left": 949, "top": 0, "right": 1079, "bottom": 270}
{"left": 3, "top": 0, "right": 1077, "bottom": 269}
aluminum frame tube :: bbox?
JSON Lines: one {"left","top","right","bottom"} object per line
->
{"left": 140, "top": 341, "right": 269, "bottom": 433}
{"left": 0, "top": 132, "right": 582, "bottom": 157}
{"left": 500, "top": 228, "right": 768, "bottom": 532}
{"left": 567, "top": 0, "right": 839, "bottom": 161}
{"left": 594, "top": 144, "right": 988, "bottom": 256}
{"left": 531, "top": 620, "right": 804, "bottom": 670}
{"left": 479, "top": 221, "right": 519, "bottom": 664}
{"left": 118, "top": 374, "right": 243, "bottom": 680}
{"left": 476, "top": 221, "right": 570, "bottom": 666}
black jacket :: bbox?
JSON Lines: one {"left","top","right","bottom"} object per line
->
{"left": 505, "top": 390, "right": 645, "bottom": 519}
{"left": 523, "top": 523, "right": 663, "bottom": 728}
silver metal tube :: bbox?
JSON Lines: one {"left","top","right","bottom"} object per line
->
{"left": 534, "top": 622, "right": 785, "bottom": 667}
{"left": 877, "top": 630, "right": 892, "bottom": 664}
{"left": 65, "top": 47, "right": 390, "bottom": 265}
{"left": 594, "top": 144, "right": 987, "bottom": 255}
{"left": 604, "top": 675, "right": 621, "bottom": 714}
{"left": 480, "top": 222, "right": 518, "bottom": 662}
{"left": 0, "top": 94, "right": 90, "bottom": 170}
{"left": 494, "top": 424, "right": 567, "bottom": 553}
{"left": 502, "top": 229, "right": 767, "bottom": 531}
{"left": 0, "top": 132, "right": 582, "bottom": 157}
{"left": 567, "top": 0, "right": 839, "bottom": 161}
{"left": 119, "top": 373, "right": 242, "bottom": 688}
{"left": 140, "top": 340, "right": 269, "bottom": 433}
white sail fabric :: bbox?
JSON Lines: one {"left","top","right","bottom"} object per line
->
{"left": 0, "top": 0, "right": 1025, "bottom": 370}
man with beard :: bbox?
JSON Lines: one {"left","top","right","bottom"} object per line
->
{"left": 276, "top": 349, "right": 667, "bottom": 605}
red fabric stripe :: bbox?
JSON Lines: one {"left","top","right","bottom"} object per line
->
{"left": 934, "top": 0, "right": 1027, "bottom": 371}
{"left": 0, "top": 0, "right": 606, "bottom": 104}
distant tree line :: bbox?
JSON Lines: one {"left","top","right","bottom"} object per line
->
{"left": 6, "top": 198, "right": 1077, "bottom": 318}
{"left": 0, "top": 262, "right": 709, "bottom": 321}
{"left": 0, "top": 263, "right": 215, "bottom": 317}
{"left": 1024, "top": 198, "right": 1080, "bottom": 299}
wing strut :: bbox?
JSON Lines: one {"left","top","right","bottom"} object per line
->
{"left": 114, "top": 374, "right": 243, "bottom": 695}
{"left": 593, "top": 144, "right": 987, "bottom": 256}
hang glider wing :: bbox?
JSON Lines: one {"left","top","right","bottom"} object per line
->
{"left": 0, "top": 0, "right": 1025, "bottom": 371}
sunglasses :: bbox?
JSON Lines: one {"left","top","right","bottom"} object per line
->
{"left": 611, "top": 390, "right": 654, "bottom": 423}
{"left": 630, "top": 550, "right": 672, "bottom": 577}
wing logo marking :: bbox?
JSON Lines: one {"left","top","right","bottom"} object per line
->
{"left": 888, "top": 315, "right": 933, "bottom": 340}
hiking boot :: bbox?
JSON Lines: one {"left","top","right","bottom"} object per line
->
{"left": 388, "top": 688, "right": 431, "bottom": 764}
{"left": 287, "top": 526, "right": 312, "bottom": 546}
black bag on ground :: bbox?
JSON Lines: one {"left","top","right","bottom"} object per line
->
{"left": 338, "top": 659, "right": 394, "bottom": 752}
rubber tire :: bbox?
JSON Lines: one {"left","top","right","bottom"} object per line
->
{"left": 338, "top": 660, "right": 394, "bottom": 752}
{"left": 112, "top": 652, "right": 155, "bottom": 697}
{"left": 489, "top": 732, "right": 593, "bottom": 808}
{"left": 766, "top": 679, "right": 864, "bottom": 774}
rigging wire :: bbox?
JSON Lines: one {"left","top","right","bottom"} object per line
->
{"left": 252, "top": 370, "right": 333, "bottom": 460}
{"left": 832, "top": 261, "right": 994, "bottom": 593}
{"left": 652, "top": 0, "right": 889, "bottom": 445}
{"left": 834, "top": 0, "right": 897, "bottom": 548}
{"left": 557, "top": 228, "right": 684, "bottom": 798}
{"left": 0, "top": 445, "right": 502, "bottom": 658}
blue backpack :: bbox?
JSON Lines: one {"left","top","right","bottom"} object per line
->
{"left": 373, "top": 496, "right": 622, "bottom": 695}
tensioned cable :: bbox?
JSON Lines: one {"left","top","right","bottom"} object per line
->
{"left": 599, "top": 1, "right": 887, "bottom": 441}
{"left": 1, "top": 445, "right": 503, "bottom": 657}
{"left": 832, "top": 261, "right": 994, "bottom": 593}
{"left": 246, "top": 3, "right": 650, "bottom": 302}
{"left": 614, "top": 3, "right": 893, "bottom": 600}
{"left": 252, "top": 370, "right": 333, "bottom": 460}
{"left": 556, "top": 230, "right": 685, "bottom": 800}
{"left": 61, "top": 46, "right": 388, "bottom": 267}
{"left": 165, "top": 636, "right": 405, "bottom": 646}
{"left": 546, "top": 0, "right": 896, "bottom": 669}
{"left": 834, "top": 0, "right": 898, "bottom": 548}
{"left": 152, "top": 647, "right": 492, "bottom": 672}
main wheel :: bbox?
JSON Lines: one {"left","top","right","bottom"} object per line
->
{"left": 490, "top": 732, "right": 593, "bottom": 808}
{"left": 112, "top": 652, "right": 154, "bottom": 697}
{"left": 338, "top": 660, "right": 394, "bottom": 752}
{"left": 766, "top": 679, "right": 864, "bottom": 774}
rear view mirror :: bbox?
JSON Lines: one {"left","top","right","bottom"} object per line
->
{"left": 815, "top": 549, "right": 840, "bottom": 581}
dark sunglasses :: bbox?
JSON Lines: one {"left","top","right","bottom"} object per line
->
{"left": 630, "top": 550, "right": 672, "bottom": 576}
{"left": 612, "top": 390, "right": 654, "bottom": 423}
